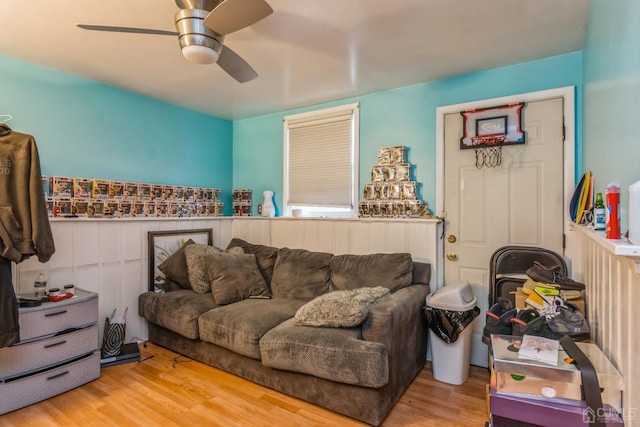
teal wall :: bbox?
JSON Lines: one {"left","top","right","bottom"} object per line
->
{"left": 234, "top": 52, "right": 583, "bottom": 216}
{"left": 0, "top": 54, "right": 234, "bottom": 212}
{"left": 583, "top": 0, "right": 640, "bottom": 229}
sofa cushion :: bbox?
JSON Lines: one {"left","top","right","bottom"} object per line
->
{"left": 206, "top": 252, "right": 271, "bottom": 305}
{"left": 226, "top": 238, "right": 279, "bottom": 286}
{"left": 270, "top": 248, "right": 332, "bottom": 300}
{"left": 198, "top": 298, "right": 306, "bottom": 360}
{"left": 157, "top": 239, "right": 195, "bottom": 290}
{"left": 294, "top": 287, "right": 390, "bottom": 328}
{"left": 260, "top": 318, "right": 389, "bottom": 388}
{"left": 330, "top": 253, "right": 413, "bottom": 292}
{"left": 138, "top": 290, "right": 217, "bottom": 339}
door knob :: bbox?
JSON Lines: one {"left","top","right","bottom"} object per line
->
{"left": 446, "top": 252, "right": 458, "bottom": 261}
{"left": 447, "top": 234, "right": 457, "bottom": 243}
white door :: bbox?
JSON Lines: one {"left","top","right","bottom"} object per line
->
{"left": 443, "top": 98, "right": 565, "bottom": 367}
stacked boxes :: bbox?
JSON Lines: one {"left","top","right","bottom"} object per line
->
{"left": 45, "top": 176, "right": 223, "bottom": 218}
{"left": 359, "top": 146, "right": 429, "bottom": 218}
{"left": 232, "top": 189, "right": 252, "bottom": 216}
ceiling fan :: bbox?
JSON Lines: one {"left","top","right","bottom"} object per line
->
{"left": 77, "top": 0, "right": 273, "bottom": 83}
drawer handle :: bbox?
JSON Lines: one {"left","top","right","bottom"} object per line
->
{"left": 47, "top": 370, "right": 69, "bottom": 381}
{"left": 44, "top": 340, "right": 67, "bottom": 349}
{"left": 44, "top": 309, "right": 68, "bottom": 317}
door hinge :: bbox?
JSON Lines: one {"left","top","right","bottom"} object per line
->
{"left": 562, "top": 124, "right": 566, "bottom": 142}
{"left": 563, "top": 234, "right": 566, "bottom": 249}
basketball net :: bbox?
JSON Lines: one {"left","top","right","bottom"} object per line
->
{"left": 471, "top": 134, "right": 507, "bottom": 169}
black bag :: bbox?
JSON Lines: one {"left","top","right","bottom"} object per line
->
{"left": 101, "top": 308, "right": 127, "bottom": 357}
{"left": 425, "top": 306, "right": 480, "bottom": 344}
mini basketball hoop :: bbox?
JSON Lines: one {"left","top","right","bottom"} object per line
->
{"left": 471, "top": 134, "right": 507, "bottom": 169}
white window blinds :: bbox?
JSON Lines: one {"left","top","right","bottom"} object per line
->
{"left": 284, "top": 103, "right": 359, "bottom": 210}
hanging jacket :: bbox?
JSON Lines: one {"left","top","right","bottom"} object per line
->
{"left": 0, "top": 123, "right": 55, "bottom": 263}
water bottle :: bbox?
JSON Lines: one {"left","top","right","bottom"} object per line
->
{"left": 34, "top": 272, "right": 47, "bottom": 299}
{"left": 605, "top": 183, "right": 621, "bottom": 239}
{"left": 593, "top": 192, "right": 606, "bottom": 230}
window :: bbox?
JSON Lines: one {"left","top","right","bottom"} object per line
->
{"left": 283, "top": 103, "right": 359, "bottom": 217}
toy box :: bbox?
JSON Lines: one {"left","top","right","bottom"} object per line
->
{"left": 72, "top": 198, "right": 89, "bottom": 217}
{"left": 162, "top": 185, "right": 175, "bottom": 201}
{"left": 124, "top": 182, "right": 139, "bottom": 200}
{"left": 49, "top": 176, "right": 72, "bottom": 198}
{"left": 73, "top": 178, "right": 91, "bottom": 199}
{"left": 91, "top": 179, "right": 109, "bottom": 199}
{"left": 105, "top": 200, "right": 120, "bottom": 217}
{"left": 41, "top": 176, "right": 48, "bottom": 197}
{"left": 232, "top": 189, "right": 252, "bottom": 203}
{"left": 173, "top": 186, "right": 185, "bottom": 202}
{"left": 53, "top": 198, "right": 72, "bottom": 216}
{"left": 132, "top": 201, "right": 146, "bottom": 217}
{"left": 184, "top": 187, "right": 195, "bottom": 202}
{"left": 45, "top": 197, "right": 54, "bottom": 217}
{"left": 119, "top": 200, "right": 132, "bottom": 217}
{"left": 155, "top": 201, "right": 168, "bottom": 217}
{"left": 151, "top": 184, "right": 164, "bottom": 200}
{"left": 138, "top": 183, "right": 152, "bottom": 200}
{"left": 88, "top": 199, "right": 104, "bottom": 217}
{"left": 109, "top": 181, "right": 124, "bottom": 199}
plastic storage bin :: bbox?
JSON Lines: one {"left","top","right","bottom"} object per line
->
{"left": 425, "top": 281, "right": 478, "bottom": 385}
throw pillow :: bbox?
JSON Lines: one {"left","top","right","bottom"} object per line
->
{"left": 226, "top": 238, "right": 279, "bottom": 285}
{"left": 184, "top": 244, "right": 224, "bottom": 293}
{"left": 157, "top": 239, "right": 195, "bottom": 289}
{"left": 270, "top": 248, "right": 332, "bottom": 299}
{"left": 294, "top": 286, "right": 390, "bottom": 328}
{"left": 206, "top": 252, "right": 271, "bottom": 305}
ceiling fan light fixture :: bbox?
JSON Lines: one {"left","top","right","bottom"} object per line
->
{"left": 182, "top": 44, "right": 220, "bottom": 64}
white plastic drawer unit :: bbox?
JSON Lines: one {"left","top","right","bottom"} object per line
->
{"left": 0, "top": 352, "right": 100, "bottom": 415}
{"left": 18, "top": 290, "right": 98, "bottom": 342}
{"left": 0, "top": 324, "right": 98, "bottom": 380}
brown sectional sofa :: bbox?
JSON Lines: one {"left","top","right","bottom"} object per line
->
{"left": 139, "top": 237, "right": 431, "bottom": 426}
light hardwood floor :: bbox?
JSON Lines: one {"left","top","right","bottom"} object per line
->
{"left": 1, "top": 343, "right": 489, "bottom": 426}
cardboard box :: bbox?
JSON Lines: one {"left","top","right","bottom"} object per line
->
{"left": 515, "top": 287, "right": 586, "bottom": 314}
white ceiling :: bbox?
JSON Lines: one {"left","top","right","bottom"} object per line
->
{"left": 0, "top": 0, "right": 590, "bottom": 121}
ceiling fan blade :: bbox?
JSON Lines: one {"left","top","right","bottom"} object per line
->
{"left": 77, "top": 24, "right": 178, "bottom": 36}
{"left": 203, "top": 0, "right": 273, "bottom": 35}
{"left": 217, "top": 45, "right": 258, "bottom": 83}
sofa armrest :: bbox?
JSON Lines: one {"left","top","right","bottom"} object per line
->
{"left": 361, "top": 284, "right": 430, "bottom": 385}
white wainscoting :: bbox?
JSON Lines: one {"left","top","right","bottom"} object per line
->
{"left": 569, "top": 225, "right": 640, "bottom": 426}
{"left": 14, "top": 217, "right": 443, "bottom": 347}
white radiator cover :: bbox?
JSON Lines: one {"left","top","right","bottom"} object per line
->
{"left": 570, "top": 226, "right": 640, "bottom": 426}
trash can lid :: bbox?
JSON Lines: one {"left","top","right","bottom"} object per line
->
{"left": 426, "top": 281, "right": 477, "bottom": 311}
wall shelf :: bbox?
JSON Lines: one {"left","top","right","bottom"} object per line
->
{"left": 570, "top": 223, "right": 640, "bottom": 273}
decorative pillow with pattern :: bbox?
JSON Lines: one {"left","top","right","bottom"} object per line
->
{"left": 294, "top": 286, "right": 390, "bottom": 328}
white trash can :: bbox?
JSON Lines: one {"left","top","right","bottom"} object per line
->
{"left": 425, "top": 281, "right": 478, "bottom": 385}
